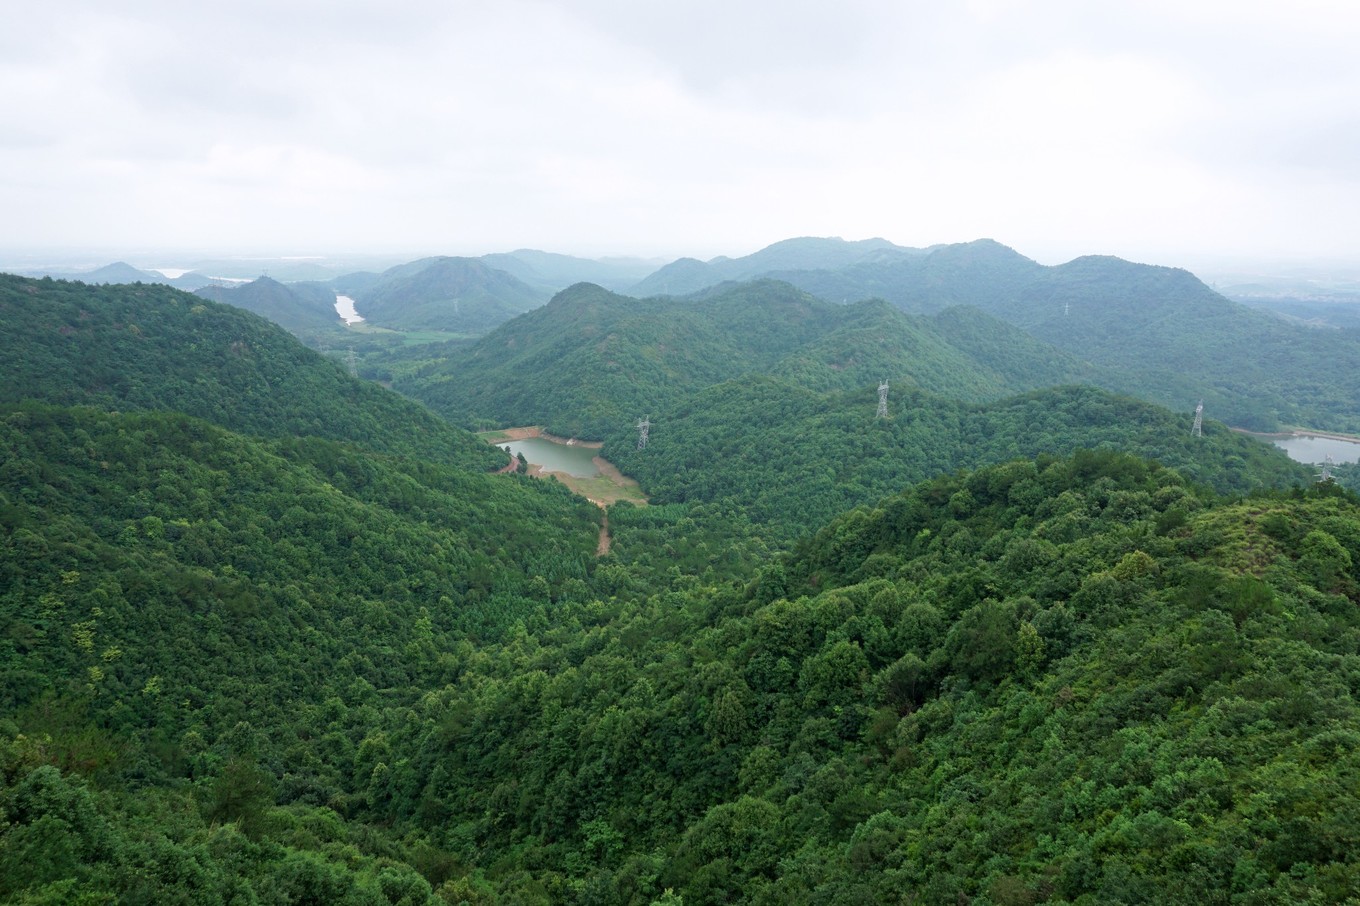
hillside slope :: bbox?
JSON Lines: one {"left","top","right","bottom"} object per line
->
{"left": 195, "top": 275, "right": 345, "bottom": 337}
{"left": 395, "top": 280, "right": 1111, "bottom": 439}
{"left": 0, "top": 402, "right": 600, "bottom": 903}
{"left": 600, "top": 381, "right": 1309, "bottom": 539}
{"left": 634, "top": 238, "right": 1360, "bottom": 432}
{"left": 354, "top": 452, "right": 1360, "bottom": 904}
{"left": 351, "top": 256, "right": 549, "bottom": 332}
{"left": 0, "top": 274, "right": 500, "bottom": 470}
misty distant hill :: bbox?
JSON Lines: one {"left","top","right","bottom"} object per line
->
{"left": 349, "top": 256, "right": 549, "bottom": 332}
{"left": 175, "top": 257, "right": 351, "bottom": 283}
{"left": 7, "top": 260, "right": 166, "bottom": 285}
{"left": 195, "top": 276, "right": 344, "bottom": 336}
{"left": 2, "top": 260, "right": 224, "bottom": 291}
{"left": 481, "top": 249, "right": 661, "bottom": 293}
{"left": 630, "top": 236, "right": 919, "bottom": 296}
{"left": 84, "top": 261, "right": 164, "bottom": 284}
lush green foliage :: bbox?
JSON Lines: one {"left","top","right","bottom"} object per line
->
{"left": 0, "top": 274, "right": 500, "bottom": 470}
{"left": 3, "top": 275, "right": 1358, "bottom": 904}
{"left": 306, "top": 452, "right": 1360, "bottom": 904}
{"left": 394, "top": 281, "right": 1111, "bottom": 439}
{"left": 653, "top": 239, "right": 1360, "bottom": 434}
{"left": 0, "top": 403, "right": 599, "bottom": 903}
{"left": 600, "top": 381, "right": 1311, "bottom": 541}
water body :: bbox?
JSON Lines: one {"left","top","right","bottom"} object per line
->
{"left": 335, "top": 294, "right": 364, "bottom": 325}
{"left": 499, "top": 437, "right": 601, "bottom": 478}
{"left": 1263, "top": 434, "right": 1360, "bottom": 465}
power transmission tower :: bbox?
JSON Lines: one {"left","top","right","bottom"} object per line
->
{"left": 636, "top": 417, "right": 650, "bottom": 450}
{"left": 876, "top": 380, "right": 889, "bottom": 419}
{"left": 1191, "top": 400, "right": 1203, "bottom": 437}
{"left": 1319, "top": 454, "right": 1335, "bottom": 483}
{"left": 347, "top": 347, "right": 358, "bottom": 378}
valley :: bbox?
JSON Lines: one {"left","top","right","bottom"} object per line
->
{"left": 2, "top": 239, "right": 1359, "bottom": 905}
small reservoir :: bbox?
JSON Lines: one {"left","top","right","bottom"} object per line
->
{"left": 1264, "top": 433, "right": 1360, "bottom": 465}
{"left": 498, "top": 436, "right": 602, "bottom": 478}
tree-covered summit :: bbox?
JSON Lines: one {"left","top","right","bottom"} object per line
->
{"left": 347, "top": 256, "right": 549, "bottom": 332}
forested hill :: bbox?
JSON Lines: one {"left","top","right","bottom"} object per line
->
{"left": 194, "top": 275, "right": 346, "bottom": 338}
{"left": 996, "top": 255, "right": 1360, "bottom": 433}
{"left": 392, "top": 280, "right": 1112, "bottom": 439}
{"left": 320, "top": 452, "right": 1359, "bottom": 903}
{"left": 0, "top": 402, "right": 601, "bottom": 902}
{"left": 0, "top": 274, "right": 500, "bottom": 470}
{"left": 348, "top": 256, "right": 549, "bottom": 332}
{"left": 599, "top": 381, "right": 1311, "bottom": 539}
{"left": 633, "top": 237, "right": 1360, "bottom": 433}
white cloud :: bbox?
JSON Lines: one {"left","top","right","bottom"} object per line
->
{"left": 1, "top": 0, "right": 1358, "bottom": 265}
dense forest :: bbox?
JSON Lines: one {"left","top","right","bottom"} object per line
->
{"left": 388, "top": 281, "right": 1113, "bottom": 440}
{"left": 0, "top": 275, "right": 500, "bottom": 471}
{"left": 631, "top": 238, "right": 1360, "bottom": 434}
{"left": 598, "top": 382, "right": 1311, "bottom": 541}
{"left": 3, "top": 273, "right": 1359, "bottom": 903}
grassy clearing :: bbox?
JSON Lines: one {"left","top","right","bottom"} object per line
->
{"left": 542, "top": 469, "right": 648, "bottom": 507}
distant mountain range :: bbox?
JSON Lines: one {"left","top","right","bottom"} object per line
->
{"left": 2, "top": 260, "right": 215, "bottom": 290}
{"left": 620, "top": 238, "right": 1360, "bottom": 433}
{"left": 13, "top": 237, "right": 1360, "bottom": 435}
{"left": 480, "top": 248, "right": 662, "bottom": 292}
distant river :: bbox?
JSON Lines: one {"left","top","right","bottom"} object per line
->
{"left": 335, "top": 294, "right": 364, "bottom": 325}
{"left": 1250, "top": 433, "right": 1360, "bottom": 465}
{"left": 498, "top": 437, "right": 601, "bottom": 478}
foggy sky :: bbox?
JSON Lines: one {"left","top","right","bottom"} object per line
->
{"left": 2, "top": 0, "right": 1358, "bottom": 268}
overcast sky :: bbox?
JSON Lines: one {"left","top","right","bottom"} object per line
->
{"left": 2, "top": 0, "right": 1358, "bottom": 268}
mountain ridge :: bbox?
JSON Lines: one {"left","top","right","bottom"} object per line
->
{"left": 0, "top": 273, "right": 500, "bottom": 470}
{"left": 392, "top": 279, "right": 1111, "bottom": 439}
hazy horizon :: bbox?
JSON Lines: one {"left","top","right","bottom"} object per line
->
{"left": 4, "top": 1, "right": 1359, "bottom": 270}
{"left": 5, "top": 238, "right": 1360, "bottom": 289}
